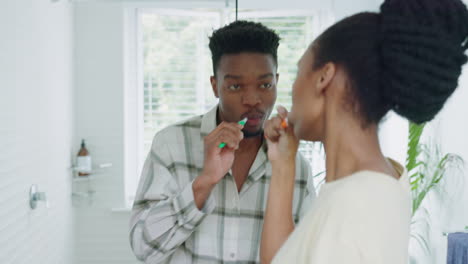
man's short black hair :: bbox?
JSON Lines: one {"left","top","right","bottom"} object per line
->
{"left": 208, "top": 20, "right": 280, "bottom": 76}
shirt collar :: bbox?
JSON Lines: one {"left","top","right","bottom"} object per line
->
{"left": 201, "top": 105, "right": 218, "bottom": 137}
{"left": 247, "top": 142, "right": 269, "bottom": 181}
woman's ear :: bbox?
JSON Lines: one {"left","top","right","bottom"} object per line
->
{"left": 316, "top": 62, "right": 336, "bottom": 94}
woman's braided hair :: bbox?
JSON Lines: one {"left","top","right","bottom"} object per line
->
{"left": 313, "top": 0, "right": 468, "bottom": 124}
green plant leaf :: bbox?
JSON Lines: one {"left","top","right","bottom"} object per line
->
{"left": 406, "top": 122, "right": 426, "bottom": 172}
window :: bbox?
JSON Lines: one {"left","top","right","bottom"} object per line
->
{"left": 126, "top": 8, "right": 332, "bottom": 205}
{"left": 140, "top": 9, "right": 220, "bottom": 152}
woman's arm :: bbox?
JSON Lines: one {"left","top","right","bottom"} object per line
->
{"left": 260, "top": 106, "right": 299, "bottom": 264}
{"left": 260, "top": 161, "right": 296, "bottom": 264}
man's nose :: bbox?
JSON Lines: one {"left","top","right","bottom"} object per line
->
{"left": 242, "top": 88, "right": 261, "bottom": 106}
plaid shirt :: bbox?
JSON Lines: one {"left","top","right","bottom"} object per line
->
{"left": 130, "top": 106, "right": 316, "bottom": 264}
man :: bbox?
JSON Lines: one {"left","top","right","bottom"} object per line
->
{"left": 130, "top": 20, "right": 316, "bottom": 263}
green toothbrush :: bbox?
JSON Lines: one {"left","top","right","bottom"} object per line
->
{"left": 218, "top": 117, "right": 248, "bottom": 148}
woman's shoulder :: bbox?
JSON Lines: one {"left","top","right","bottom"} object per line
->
{"left": 318, "top": 170, "right": 411, "bottom": 217}
{"left": 322, "top": 169, "right": 405, "bottom": 194}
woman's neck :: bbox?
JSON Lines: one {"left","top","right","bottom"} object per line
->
{"left": 322, "top": 117, "right": 396, "bottom": 182}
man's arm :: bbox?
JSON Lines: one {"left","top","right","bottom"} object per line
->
{"left": 130, "top": 121, "right": 244, "bottom": 263}
{"left": 129, "top": 137, "right": 216, "bottom": 263}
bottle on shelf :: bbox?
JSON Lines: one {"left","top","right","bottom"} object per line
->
{"left": 77, "top": 139, "right": 92, "bottom": 176}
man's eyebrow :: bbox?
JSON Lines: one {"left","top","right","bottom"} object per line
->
{"left": 224, "top": 74, "right": 242, "bottom": 80}
{"left": 258, "top": 73, "right": 274, "bottom": 80}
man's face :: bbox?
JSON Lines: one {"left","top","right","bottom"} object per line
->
{"left": 211, "top": 52, "right": 278, "bottom": 137}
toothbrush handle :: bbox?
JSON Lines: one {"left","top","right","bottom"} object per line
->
{"left": 218, "top": 118, "right": 246, "bottom": 148}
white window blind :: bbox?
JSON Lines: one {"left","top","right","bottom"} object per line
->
{"left": 139, "top": 9, "right": 326, "bottom": 186}
{"left": 141, "top": 10, "right": 220, "bottom": 152}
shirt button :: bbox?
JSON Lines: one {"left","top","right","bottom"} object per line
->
{"left": 230, "top": 253, "right": 236, "bottom": 259}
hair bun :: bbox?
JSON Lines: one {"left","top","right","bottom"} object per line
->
{"left": 379, "top": 0, "right": 468, "bottom": 123}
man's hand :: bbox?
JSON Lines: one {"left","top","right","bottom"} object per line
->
{"left": 193, "top": 121, "right": 244, "bottom": 209}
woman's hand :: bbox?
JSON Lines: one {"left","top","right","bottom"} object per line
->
{"left": 264, "top": 106, "right": 299, "bottom": 164}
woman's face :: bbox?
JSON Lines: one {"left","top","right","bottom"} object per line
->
{"left": 289, "top": 45, "right": 327, "bottom": 142}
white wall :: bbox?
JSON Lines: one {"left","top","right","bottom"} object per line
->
{"left": 438, "top": 62, "right": 468, "bottom": 238}
{"left": 73, "top": 2, "right": 140, "bottom": 263}
{"left": 332, "top": 0, "right": 380, "bottom": 18}
{"left": 0, "top": 0, "right": 74, "bottom": 263}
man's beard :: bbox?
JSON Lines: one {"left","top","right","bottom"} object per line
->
{"left": 242, "top": 129, "right": 263, "bottom": 138}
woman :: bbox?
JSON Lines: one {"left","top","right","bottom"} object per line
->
{"left": 260, "top": 0, "right": 468, "bottom": 263}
